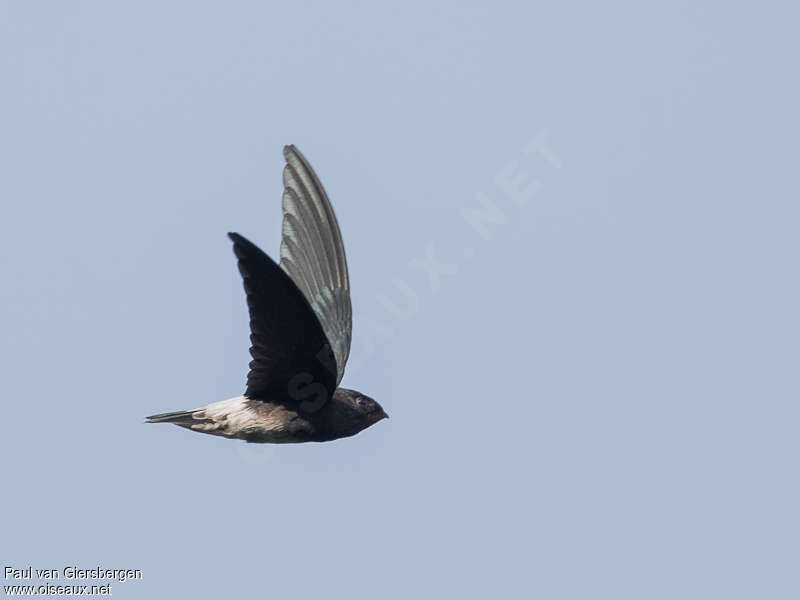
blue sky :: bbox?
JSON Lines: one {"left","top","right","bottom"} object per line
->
{"left": 2, "top": 2, "right": 799, "bottom": 598}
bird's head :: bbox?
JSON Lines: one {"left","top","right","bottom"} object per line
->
{"left": 331, "top": 388, "right": 388, "bottom": 434}
{"left": 353, "top": 392, "right": 389, "bottom": 424}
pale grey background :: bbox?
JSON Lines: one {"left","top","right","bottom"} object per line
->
{"left": 2, "top": 2, "right": 798, "bottom": 598}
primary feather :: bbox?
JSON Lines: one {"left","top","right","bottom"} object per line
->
{"left": 280, "top": 145, "right": 352, "bottom": 386}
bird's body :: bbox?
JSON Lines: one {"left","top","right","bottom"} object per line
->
{"left": 147, "top": 146, "right": 387, "bottom": 443}
{"left": 148, "top": 388, "right": 385, "bottom": 443}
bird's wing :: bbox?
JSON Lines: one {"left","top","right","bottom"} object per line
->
{"left": 279, "top": 145, "right": 352, "bottom": 386}
{"left": 229, "top": 232, "right": 337, "bottom": 410}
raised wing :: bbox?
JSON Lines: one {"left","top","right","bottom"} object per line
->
{"left": 279, "top": 145, "right": 352, "bottom": 385}
{"left": 228, "top": 232, "right": 337, "bottom": 409}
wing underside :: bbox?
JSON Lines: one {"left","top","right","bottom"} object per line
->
{"left": 279, "top": 145, "right": 352, "bottom": 385}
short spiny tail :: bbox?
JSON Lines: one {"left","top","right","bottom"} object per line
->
{"left": 146, "top": 409, "right": 205, "bottom": 427}
{"left": 145, "top": 396, "right": 249, "bottom": 439}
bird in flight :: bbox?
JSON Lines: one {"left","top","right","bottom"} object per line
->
{"left": 147, "top": 145, "right": 387, "bottom": 443}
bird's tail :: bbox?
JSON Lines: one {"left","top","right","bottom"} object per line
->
{"left": 145, "top": 397, "right": 248, "bottom": 438}
{"left": 146, "top": 409, "right": 205, "bottom": 427}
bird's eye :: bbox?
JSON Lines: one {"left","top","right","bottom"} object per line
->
{"left": 357, "top": 397, "right": 370, "bottom": 407}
